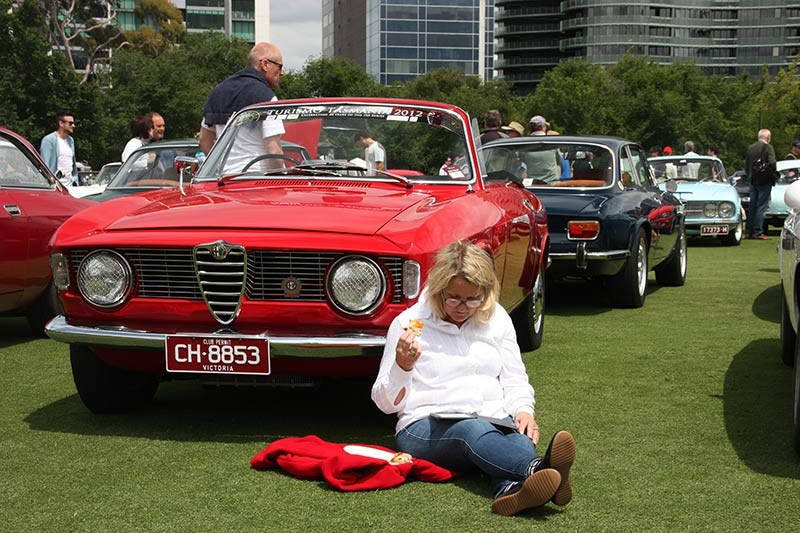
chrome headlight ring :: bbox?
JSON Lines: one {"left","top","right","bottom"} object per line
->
{"left": 77, "top": 250, "right": 133, "bottom": 308}
{"left": 326, "top": 255, "right": 386, "bottom": 316}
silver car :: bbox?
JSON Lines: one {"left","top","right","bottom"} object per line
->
{"left": 777, "top": 178, "right": 800, "bottom": 455}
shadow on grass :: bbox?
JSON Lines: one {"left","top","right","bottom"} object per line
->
{"left": 753, "top": 283, "right": 780, "bottom": 323}
{"left": 546, "top": 278, "right": 660, "bottom": 317}
{"left": 0, "top": 317, "right": 36, "bottom": 348}
{"left": 24, "top": 379, "right": 396, "bottom": 445}
{"left": 723, "top": 338, "right": 800, "bottom": 478}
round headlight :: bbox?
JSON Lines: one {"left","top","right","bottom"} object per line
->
{"left": 77, "top": 250, "right": 132, "bottom": 308}
{"left": 718, "top": 201, "right": 735, "bottom": 218}
{"left": 703, "top": 203, "right": 719, "bottom": 217}
{"left": 327, "top": 256, "right": 385, "bottom": 315}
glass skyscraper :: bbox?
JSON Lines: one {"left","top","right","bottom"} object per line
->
{"left": 496, "top": 1, "right": 800, "bottom": 90}
{"left": 325, "top": 0, "right": 495, "bottom": 85}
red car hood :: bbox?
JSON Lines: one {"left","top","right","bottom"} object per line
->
{"left": 97, "top": 181, "right": 435, "bottom": 236}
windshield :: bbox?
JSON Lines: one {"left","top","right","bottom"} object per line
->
{"left": 197, "top": 102, "right": 473, "bottom": 182}
{"left": 110, "top": 143, "right": 200, "bottom": 189}
{"left": 649, "top": 157, "right": 726, "bottom": 183}
{"left": 482, "top": 141, "right": 615, "bottom": 187}
{"left": 777, "top": 165, "right": 800, "bottom": 186}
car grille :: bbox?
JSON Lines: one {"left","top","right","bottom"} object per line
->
{"left": 684, "top": 201, "right": 705, "bottom": 216}
{"left": 68, "top": 248, "right": 404, "bottom": 305}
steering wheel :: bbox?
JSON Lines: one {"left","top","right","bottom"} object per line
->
{"left": 242, "top": 154, "right": 301, "bottom": 171}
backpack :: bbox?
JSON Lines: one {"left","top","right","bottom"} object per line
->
{"left": 751, "top": 144, "right": 775, "bottom": 186}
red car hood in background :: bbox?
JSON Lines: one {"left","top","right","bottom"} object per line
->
{"left": 98, "top": 181, "right": 439, "bottom": 236}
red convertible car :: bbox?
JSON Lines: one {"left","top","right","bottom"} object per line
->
{"left": 45, "top": 98, "right": 549, "bottom": 413}
{"left": 0, "top": 127, "right": 92, "bottom": 334}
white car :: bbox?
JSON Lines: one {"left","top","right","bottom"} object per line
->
{"left": 777, "top": 177, "right": 800, "bottom": 454}
{"left": 69, "top": 162, "right": 121, "bottom": 198}
{"left": 765, "top": 159, "right": 800, "bottom": 230}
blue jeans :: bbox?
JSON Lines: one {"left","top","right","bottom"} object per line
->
{"left": 748, "top": 183, "right": 772, "bottom": 237}
{"left": 396, "top": 416, "right": 538, "bottom": 497}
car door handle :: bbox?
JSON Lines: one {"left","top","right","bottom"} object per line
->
{"left": 4, "top": 204, "right": 21, "bottom": 216}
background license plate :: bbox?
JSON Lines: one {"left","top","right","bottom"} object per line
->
{"left": 165, "top": 335, "right": 270, "bottom": 375}
{"left": 701, "top": 225, "right": 728, "bottom": 235}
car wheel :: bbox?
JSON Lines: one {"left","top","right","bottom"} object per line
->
{"left": 511, "top": 269, "right": 545, "bottom": 352}
{"left": 794, "top": 334, "right": 800, "bottom": 454}
{"left": 721, "top": 218, "right": 743, "bottom": 246}
{"left": 70, "top": 344, "right": 159, "bottom": 414}
{"left": 25, "top": 282, "right": 62, "bottom": 337}
{"left": 610, "top": 228, "right": 648, "bottom": 308}
{"left": 781, "top": 284, "right": 797, "bottom": 367}
{"left": 655, "top": 224, "right": 687, "bottom": 287}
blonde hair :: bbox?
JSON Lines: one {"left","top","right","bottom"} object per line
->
{"left": 425, "top": 240, "right": 499, "bottom": 324}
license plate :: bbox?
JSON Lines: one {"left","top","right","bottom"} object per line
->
{"left": 701, "top": 225, "right": 729, "bottom": 235}
{"left": 165, "top": 335, "right": 270, "bottom": 375}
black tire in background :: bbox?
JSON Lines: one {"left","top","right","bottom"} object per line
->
{"left": 655, "top": 224, "right": 687, "bottom": 287}
{"left": 70, "top": 344, "right": 159, "bottom": 414}
{"left": 511, "top": 270, "right": 545, "bottom": 352}
{"left": 610, "top": 228, "right": 648, "bottom": 308}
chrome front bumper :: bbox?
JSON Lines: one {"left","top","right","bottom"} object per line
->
{"left": 45, "top": 315, "right": 385, "bottom": 358}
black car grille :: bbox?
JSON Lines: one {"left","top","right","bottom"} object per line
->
{"left": 684, "top": 201, "right": 705, "bottom": 215}
{"left": 68, "top": 248, "right": 404, "bottom": 303}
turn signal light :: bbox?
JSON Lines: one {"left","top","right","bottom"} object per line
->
{"left": 567, "top": 220, "right": 600, "bottom": 240}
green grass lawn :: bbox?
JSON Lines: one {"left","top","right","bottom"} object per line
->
{"left": 2, "top": 235, "right": 798, "bottom": 532}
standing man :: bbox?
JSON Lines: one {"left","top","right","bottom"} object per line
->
{"left": 40, "top": 111, "right": 78, "bottom": 186}
{"left": 744, "top": 129, "right": 777, "bottom": 240}
{"left": 784, "top": 140, "right": 800, "bottom": 160}
{"left": 479, "top": 110, "right": 508, "bottom": 144}
{"left": 199, "top": 42, "right": 285, "bottom": 165}
{"left": 148, "top": 112, "right": 166, "bottom": 142}
{"left": 354, "top": 131, "right": 386, "bottom": 173}
{"left": 525, "top": 115, "right": 561, "bottom": 183}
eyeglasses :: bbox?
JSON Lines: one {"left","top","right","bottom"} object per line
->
{"left": 262, "top": 58, "right": 284, "bottom": 71}
{"left": 442, "top": 294, "right": 484, "bottom": 309}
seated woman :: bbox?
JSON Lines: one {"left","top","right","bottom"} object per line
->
{"left": 371, "top": 240, "right": 576, "bottom": 516}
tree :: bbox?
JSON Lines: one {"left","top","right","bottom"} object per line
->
{"left": 124, "top": 0, "right": 185, "bottom": 57}
{"left": 39, "top": 0, "right": 124, "bottom": 83}
{"left": 300, "top": 56, "right": 380, "bottom": 98}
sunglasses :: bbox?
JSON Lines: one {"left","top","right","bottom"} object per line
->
{"left": 262, "top": 58, "right": 284, "bottom": 71}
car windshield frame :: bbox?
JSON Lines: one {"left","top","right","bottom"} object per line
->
{"left": 648, "top": 155, "right": 728, "bottom": 184}
{"left": 482, "top": 139, "right": 617, "bottom": 189}
{"left": 194, "top": 101, "right": 477, "bottom": 186}
{"left": 107, "top": 142, "right": 200, "bottom": 190}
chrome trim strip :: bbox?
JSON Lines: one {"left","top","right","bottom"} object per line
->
{"left": 45, "top": 316, "right": 386, "bottom": 354}
{"left": 550, "top": 250, "right": 630, "bottom": 261}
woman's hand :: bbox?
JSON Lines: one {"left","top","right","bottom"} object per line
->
{"left": 395, "top": 329, "right": 422, "bottom": 371}
{"left": 515, "top": 411, "right": 540, "bottom": 445}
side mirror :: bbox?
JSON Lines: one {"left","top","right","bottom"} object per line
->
{"left": 784, "top": 179, "right": 800, "bottom": 211}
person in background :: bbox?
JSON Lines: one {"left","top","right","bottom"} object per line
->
{"left": 648, "top": 146, "right": 662, "bottom": 158}
{"left": 501, "top": 121, "right": 525, "bottom": 138}
{"left": 199, "top": 42, "right": 285, "bottom": 163}
{"left": 547, "top": 130, "right": 571, "bottom": 180}
{"left": 525, "top": 115, "right": 561, "bottom": 182}
{"left": 744, "top": 128, "right": 777, "bottom": 240}
{"left": 354, "top": 131, "right": 386, "bottom": 173}
{"left": 480, "top": 110, "right": 508, "bottom": 144}
{"left": 707, "top": 146, "right": 719, "bottom": 158}
{"left": 663, "top": 145, "right": 673, "bottom": 156}
{"left": 681, "top": 140, "right": 700, "bottom": 178}
{"left": 148, "top": 112, "right": 166, "bottom": 142}
{"left": 372, "top": 240, "right": 576, "bottom": 516}
{"left": 121, "top": 115, "right": 152, "bottom": 162}
{"left": 784, "top": 140, "right": 800, "bottom": 160}
{"left": 39, "top": 111, "right": 78, "bottom": 186}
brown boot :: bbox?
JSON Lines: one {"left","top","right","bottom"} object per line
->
{"left": 543, "top": 430, "right": 576, "bottom": 506}
{"left": 491, "top": 468, "right": 560, "bottom": 516}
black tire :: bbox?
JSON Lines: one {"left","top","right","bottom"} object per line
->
{"left": 655, "top": 224, "right": 687, "bottom": 287}
{"left": 794, "top": 333, "right": 800, "bottom": 455}
{"left": 70, "top": 344, "right": 159, "bottom": 414}
{"left": 511, "top": 269, "right": 545, "bottom": 352}
{"left": 25, "top": 282, "right": 62, "bottom": 337}
{"left": 610, "top": 228, "right": 648, "bottom": 308}
{"left": 781, "top": 284, "right": 797, "bottom": 367}
{"left": 721, "top": 218, "right": 743, "bottom": 246}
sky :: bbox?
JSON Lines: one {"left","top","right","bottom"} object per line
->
{"left": 270, "top": 0, "right": 323, "bottom": 72}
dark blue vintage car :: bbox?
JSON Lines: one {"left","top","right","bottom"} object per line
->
{"left": 481, "top": 135, "right": 686, "bottom": 308}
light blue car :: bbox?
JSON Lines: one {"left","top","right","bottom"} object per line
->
{"left": 649, "top": 155, "right": 743, "bottom": 246}
{"left": 765, "top": 159, "right": 800, "bottom": 231}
